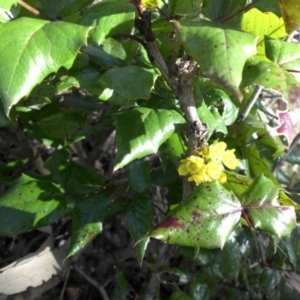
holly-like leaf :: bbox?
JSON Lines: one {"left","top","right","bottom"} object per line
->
{"left": 67, "top": 194, "right": 111, "bottom": 257}
{"left": 278, "top": 0, "right": 300, "bottom": 34}
{"left": 241, "top": 58, "right": 300, "bottom": 106}
{"left": 0, "top": 174, "right": 66, "bottom": 236}
{"left": 148, "top": 181, "right": 242, "bottom": 248}
{"left": 114, "top": 107, "right": 185, "bottom": 170}
{"left": 99, "top": 66, "right": 158, "bottom": 100}
{"left": 124, "top": 196, "right": 154, "bottom": 264}
{"left": 241, "top": 176, "right": 297, "bottom": 237}
{"left": 79, "top": 1, "right": 135, "bottom": 44}
{"left": 0, "top": 18, "right": 90, "bottom": 116}
{"left": 173, "top": 19, "right": 258, "bottom": 100}
{"left": 241, "top": 8, "right": 287, "bottom": 60}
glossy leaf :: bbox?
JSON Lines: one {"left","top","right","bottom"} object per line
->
{"left": 114, "top": 107, "right": 185, "bottom": 170}
{"left": 79, "top": 1, "right": 135, "bottom": 44}
{"left": 124, "top": 196, "right": 153, "bottom": 264}
{"left": 67, "top": 194, "right": 111, "bottom": 257}
{"left": 174, "top": 19, "right": 257, "bottom": 100}
{"left": 278, "top": 0, "right": 300, "bottom": 34}
{"left": 242, "top": 8, "right": 287, "bottom": 60}
{"left": 149, "top": 181, "right": 242, "bottom": 248}
{"left": 241, "top": 58, "right": 300, "bottom": 106}
{"left": 0, "top": 18, "right": 90, "bottom": 116}
{"left": 99, "top": 66, "right": 158, "bottom": 100}
{"left": 241, "top": 176, "right": 297, "bottom": 237}
{"left": 0, "top": 174, "right": 66, "bottom": 236}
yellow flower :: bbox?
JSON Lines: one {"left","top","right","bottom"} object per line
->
{"left": 178, "top": 156, "right": 204, "bottom": 176}
{"left": 204, "top": 161, "right": 224, "bottom": 181}
{"left": 141, "top": 0, "right": 160, "bottom": 8}
{"left": 207, "top": 141, "right": 227, "bottom": 160}
{"left": 199, "top": 145, "right": 210, "bottom": 158}
{"left": 177, "top": 141, "right": 238, "bottom": 186}
{"left": 221, "top": 149, "right": 239, "bottom": 169}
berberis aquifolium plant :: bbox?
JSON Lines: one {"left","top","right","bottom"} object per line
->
{"left": 1, "top": 0, "right": 300, "bottom": 298}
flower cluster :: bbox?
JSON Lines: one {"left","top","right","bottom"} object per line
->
{"left": 178, "top": 142, "right": 239, "bottom": 186}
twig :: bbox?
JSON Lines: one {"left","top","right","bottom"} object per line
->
{"left": 272, "top": 132, "right": 300, "bottom": 174}
{"left": 237, "top": 85, "right": 263, "bottom": 122}
{"left": 145, "top": 243, "right": 171, "bottom": 300}
{"left": 215, "top": 0, "right": 261, "bottom": 24}
{"left": 73, "top": 265, "right": 110, "bottom": 300}
{"left": 18, "top": 0, "right": 55, "bottom": 21}
{"left": 59, "top": 268, "right": 70, "bottom": 300}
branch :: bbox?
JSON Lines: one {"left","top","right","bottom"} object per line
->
{"left": 18, "top": 0, "right": 56, "bottom": 21}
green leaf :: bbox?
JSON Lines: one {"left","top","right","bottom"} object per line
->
{"left": 170, "top": 291, "right": 192, "bottom": 300}
{"left": 57, "top": 0, "right": 92, "bottom": 17}
{"left": 0, "top": 18, "right": 90, "bottom": 116}
{"left": 128, "top": 160, "right": 152, "bottom": 193}
{"left": 160, "top": 132, "right": 187, "bottom": 168}
{"left": 241, "top": 8, "right": 287, "bottom": 60}
{"left": 68, "top": 194, "right": 111, "bottom": 257}
{"left": 223, "top": 171, "right": 253, "bottom": 197}
{"left": 114, "top": 107, "right": 185, "bottom": 170}
{"left": 79, "top": 1, "right": 135, "bottom": 44}
{"left": 124, "top": 196, "right": 154, "bottom": 264}
{"left": 149, "top": 181, "right": 242, "bottom": 248}
{"left": 254, "top": 0, "right": 281, "bottom": 16}
{"left": 265, "top": 36, "right": 300, "bottom": 71}
{"left": 0, "top": 174, "right": 66, "bottom": 236}
{"left": 99, "top": 66, "right": 159, "bottom": 100}
{"left": 0, "top": 0, "right": 17, "bottom": 10}
{"left": 168, "top": 0, "right": 203, "bottom": 15}
{"left": 194, "top": 78, "right": 239, "bottom": 126}
{"left": 246, "top": 145, "right": 280, "bottom": 185}
{"left": 111, "top": 272, "right": 136, "bottom": 300}
{"left": 35, "top": 111, "right": 86, "bottom": 141}
{"left": 188, "top": 274, "right": 212, "bottom": 300}
{"left": 82, "top": 41, "right": 126, "bottom": 67}
{"left": 241, "top": 176, "right": 297, "bottom": 237}
{"left": 241, "top": 58, "right": 300, "bottom": 105}
{"left": 173, "top": 19, "right": 258, "bottom": 100}
{"left": 202, "top": 0, "right": 246, "bottom": 28}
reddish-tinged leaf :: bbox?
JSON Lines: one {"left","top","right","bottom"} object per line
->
{"left": 148, "top": 181, "right": 242, "bottom": 249}
{"left": 278, "top": 0, "right": 300, "bottom": 34}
